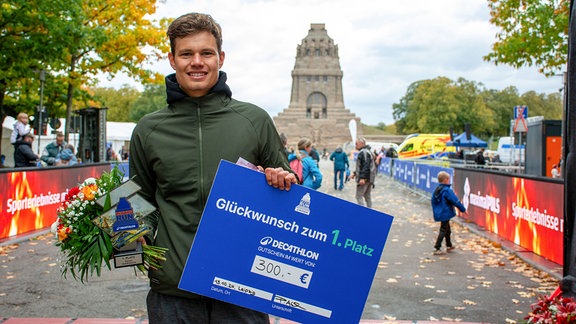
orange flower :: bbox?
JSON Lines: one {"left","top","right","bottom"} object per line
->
{"left": 58, "top": 226, "right": 71, "bottom": 241}
{"left": 81, "top": 184, "right": 98, "bottom": 200}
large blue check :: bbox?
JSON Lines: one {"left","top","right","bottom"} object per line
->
{"left": 179, "top": 160, "right": 394, "bottom": 323}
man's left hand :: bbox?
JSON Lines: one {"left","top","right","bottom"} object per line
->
{"left": 263, "top": 167, "right": 297, "bottom": 191}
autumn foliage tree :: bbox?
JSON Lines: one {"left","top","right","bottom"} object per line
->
{"left": 53, "top": 0, "right": 170, "bottom": 141}
{"left": 0, "top": 0, "right": 170, "bottom": 142}
{"left": 485, "top": 0, "right": 569, "bottom": 76}
{"left": 392, "top": 76, "right": 562, "bottom": 137}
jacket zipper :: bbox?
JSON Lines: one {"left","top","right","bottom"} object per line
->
{"left": 197, "top": 103, "right": 205, "bottom": 201}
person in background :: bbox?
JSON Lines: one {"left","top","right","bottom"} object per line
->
{"left": 309, "top": 145, "right": 320, "bottom": 166}
{"left": 280, "top": 133, "right": 291, "bottom": 158}
{"left": 55, "top": 144, "right": 78, "bottom": 166}
{"left": 385, "top": 146, "right": 398, "bottom": 158}
{"left": 129, "top": 12, "right": 296, "bottom": 324}
{"left": 350, "top": 137, "right": 375, "bottom": 208}
{"left": 41, "top": 131, "right": 67, "bottom": 166}
{"left": 119, "top": 147, "right": 130, "bottom": 161}
{"left": 14, "top": 133, "right": 39, "bottom": 168}
{"left": 106, "top": 146, "right": 120, "bottom": 161}
{"left": 10, "top": 112, "right": 30, "bottom": 146}
{"left": 551, "top": 164, "right": 561, "bottom": 178}
{"left": 455, "top": 149, "right": 464, "bottom": 159}
{"left": 292, "top": 138, "right": 322, "bottom": 189}
{"left": 431, "top": 171, "right": 468, "bottom": 255}
{"left": 474, "top": 148, "right": 486, "bottom": 167}
{"left": 330, "top": 145, "right": 349, "bottom": 190}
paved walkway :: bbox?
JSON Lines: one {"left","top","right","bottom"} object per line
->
{"left": 0, "top": 319, "right": 484, "bottom": 323}
{"left": 0, "top": 159, "right": 561, "bottom": 323}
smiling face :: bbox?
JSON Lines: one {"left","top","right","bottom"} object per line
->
{"left": 168, "top": 31, "right": 225, "bottom": 98}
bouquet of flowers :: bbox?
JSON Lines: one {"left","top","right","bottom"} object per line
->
{"left": 525, "top": 293, "right": 576, "bottom": 323}
{"left": 52, "top": 167, "right": 167, "bottom": 283}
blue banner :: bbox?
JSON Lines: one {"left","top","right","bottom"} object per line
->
{"left": 179, "top": 161, "right": 394, "bottom": 323}
{"left": 413, "top": 164, "right": 454, "bottom": 194}
{"left": 393, "top": 160, "right": 415, "bottom": 186}
{"left": 379, "top": 157, "right": 392, "bottom": 176}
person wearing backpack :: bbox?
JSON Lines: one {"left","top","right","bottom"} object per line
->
{"left": 350, "top": 137, "right": 376, "bottom": 208}
{"left": 288, "top": 138, "right": 322, "bottom": 189}
{"left": 431, "top": 171, "right": 468, "bottom": 255}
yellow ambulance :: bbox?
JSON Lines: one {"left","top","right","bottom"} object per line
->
{"left": 396, "top": 134, "right": 456, "bottom": 159}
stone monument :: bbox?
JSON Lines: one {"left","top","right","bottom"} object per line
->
{"left": 274, "top": 23, "right": 361, "bottom": 152}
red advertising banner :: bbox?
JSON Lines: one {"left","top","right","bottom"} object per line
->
{"left": 0, "top": 164, "right": 111, "bottom": 241}
{"left": 453, "top": 169, "right": 563, "bottom": 265}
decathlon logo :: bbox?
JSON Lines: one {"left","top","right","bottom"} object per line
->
{"left": 260, "top": 236, "right": 274, "bottom": 245}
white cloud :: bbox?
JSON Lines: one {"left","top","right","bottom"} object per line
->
{"left": 99, "top": 0, "right": 563, "bottom": 125}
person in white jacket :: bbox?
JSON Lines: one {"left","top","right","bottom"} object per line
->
{"left": 10, "top": 112, "right": 31, "bottom": 145}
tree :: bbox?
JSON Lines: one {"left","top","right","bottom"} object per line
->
{"left": 394, "top": 77, "right": 495, "bottom": 135}
{"left": 1, "top": 0, "right": 170, "bottom": 147}
{"left": 482, "top": 86, "right": 521, "bottom": 136}
{"left": 0, "top": 0, "right": 79, "bottom": 153}
{"left": 91, "top": 86, "right": 141, "bottom": 122}
{"left": 51, "top": 0, "right": 170, "bottom": 141}
{"left": 130, "top": 84, "right": 166, "bottom": 122}
{"left": 485, "top": 0, "right": 569, "bottom": 76}
{"left": 392, "top": 81, "right": 424, "bottom": 134}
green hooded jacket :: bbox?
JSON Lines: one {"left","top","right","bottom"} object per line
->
{"left": 129, "top": 72, "right": 290, "bottom": 298}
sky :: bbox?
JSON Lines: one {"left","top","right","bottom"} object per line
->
{"left": 99, "top": 0, "right": 564, "bottom": 126}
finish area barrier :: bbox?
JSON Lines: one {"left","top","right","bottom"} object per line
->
{"left": 452, "top": 167, "right": 563, "bottom": 265}
{"left": 385, "top": 157, "right": 564, "bottom": 266}
{"left": 0, "top": 163, "right": 115, "bottom": 241}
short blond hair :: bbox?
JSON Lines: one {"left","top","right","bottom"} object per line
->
{"left": 437, "top": 171, "right": 450, "bottom": 183}
{"left": 17, "top": 112, "right": 28, "bottom": 121}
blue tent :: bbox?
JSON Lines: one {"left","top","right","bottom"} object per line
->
{"left": 446, "top": 133, "right": 487, "bottom": 148}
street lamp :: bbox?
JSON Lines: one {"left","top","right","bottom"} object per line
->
{"left": 37, "top": 70, "right": 45, "bottom": 153}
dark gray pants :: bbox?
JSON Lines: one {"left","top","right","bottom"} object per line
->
{"left": 434, "top": 220, "right": 452, "bottom": 250}
{"left": 147, "top": 289, "right": 270, "bottom": 324}
{"left": 355, "top": 182, "right": 373, "bottom": 208}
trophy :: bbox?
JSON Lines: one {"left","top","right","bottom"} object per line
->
{"left": 92, "top": 180, "right": 156, "bottom": 268}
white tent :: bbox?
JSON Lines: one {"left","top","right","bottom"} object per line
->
{"left": 106, "top": 121, "right": 136, "bottom": 160}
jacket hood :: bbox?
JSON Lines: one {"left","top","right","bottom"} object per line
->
{"left": 433, "top": 184, "right": 450, "bottom": 202}
{"left": 166, "top": 71, "right": 232, "bottom": 104}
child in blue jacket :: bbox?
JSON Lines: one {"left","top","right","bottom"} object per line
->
{"left": 431, "top": 171, "right": 468, "bottom": 255}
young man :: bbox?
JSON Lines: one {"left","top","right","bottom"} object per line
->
{"left": 350, "top": 137, "right": 375, "bottom": 208}
{"left": 129, "top": 13, "right": 296, "bottom": 323}
{"left": 431, "top": 171, "right": 468, "bottom": 255}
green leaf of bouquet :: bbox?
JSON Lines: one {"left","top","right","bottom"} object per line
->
{"left": 98, "top": 232, "right": 113, "bottom": 270}
{"left": 104, "top": 193, "right": 112, "bottom": 211}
